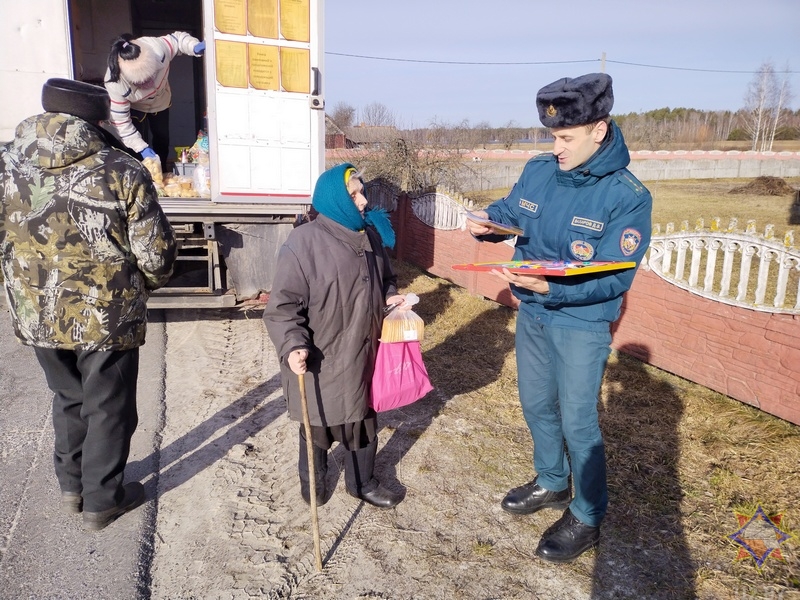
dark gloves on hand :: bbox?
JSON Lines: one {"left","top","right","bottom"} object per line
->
{"left": 141, "top": 147, "right": 158, "bottom": 160}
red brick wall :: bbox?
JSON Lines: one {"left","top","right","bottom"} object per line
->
{"left": 390, "top": 197, "right": 800, "bottom": 426}
{"left": 611, "top": 270, "right": 800, "bottom": 426}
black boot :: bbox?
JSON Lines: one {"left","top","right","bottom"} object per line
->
{"left": 344, "top": 438, "right": 403, "bottom": 508}
{"left": 501, "top": 476, "right": 571, "bottom": 515}
{"left": 535, "top": 509, "right": 600, "bottom": 563}
{"left": 298, "top": 429, "right": 328, "bottom": 506}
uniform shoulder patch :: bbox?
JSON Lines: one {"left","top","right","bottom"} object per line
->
{"left": 620, "top": 228, "right": 642, "bottom": 256}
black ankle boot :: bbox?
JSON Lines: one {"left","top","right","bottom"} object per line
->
{"left": 344, "top": 438, "right": 403, "bottom": 508}
{"left": 535, "top": 509, "right": 600, "bottom": 563}
{"left": 298, "top": 429, "right": 328, "bottom": 506}
{"left": 501, "top": 476, "right": 571, "bottom": 515}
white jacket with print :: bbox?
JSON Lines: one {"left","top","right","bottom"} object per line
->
{"left": 104, "top": 31, "right": 200, "bottom": 153}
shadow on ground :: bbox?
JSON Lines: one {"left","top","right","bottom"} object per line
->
{"left": 592, "top": 346, "right": 696, "bottom": 599}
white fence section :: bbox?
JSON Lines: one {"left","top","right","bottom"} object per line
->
{"left": 364, "top": 179, "right": 399, "bottom": 213}
{"left": 410, "top": 192, "right": 469, "bottom": 230}
{"left": 384, "top": 188, "right": 477, "bottom": 231}
{"left": 648, "top": 219, "right": 800, "bottom": 314}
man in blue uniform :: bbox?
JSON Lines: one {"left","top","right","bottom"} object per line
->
{"left": 466, "top": 73, "right": 652, "bottom": 563}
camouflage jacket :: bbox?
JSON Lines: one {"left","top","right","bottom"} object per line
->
{"left": 0, "top": 113, "right": 177, "bottom": 350}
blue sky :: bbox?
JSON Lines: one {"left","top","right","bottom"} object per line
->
{"left": 324, "top": 0, "right": 800, "bottom": 128}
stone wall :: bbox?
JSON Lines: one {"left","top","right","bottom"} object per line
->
{"left": 611, "top": 269, "right": 800, "bottom": 426}
{"left": 449, "top": 152, "right": 800, "bottom": 190}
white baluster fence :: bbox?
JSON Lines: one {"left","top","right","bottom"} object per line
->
{"left": 648, "top": 218, "right": 800, "bottom": 314}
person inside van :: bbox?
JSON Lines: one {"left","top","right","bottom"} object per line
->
{"left": 104, "top": 31, "right": 205, "bottom": 172}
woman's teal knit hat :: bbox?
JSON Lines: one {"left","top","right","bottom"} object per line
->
{"left": 311, "top": 163, "right": 395, "bottom": 249}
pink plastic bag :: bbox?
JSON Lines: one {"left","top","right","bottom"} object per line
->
{"left": 370, "top": 341, "right": 433, "bottom": 412}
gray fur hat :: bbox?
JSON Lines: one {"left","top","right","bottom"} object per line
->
{"left": 41, "top": 78, "right": 110, "bottom": 123}
{"left": 536, "top": 73, "right": 614, "bottom": 128}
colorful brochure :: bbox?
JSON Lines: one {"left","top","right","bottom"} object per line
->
{"left": 451, "top": 260, "right": 636, "bottom": 276}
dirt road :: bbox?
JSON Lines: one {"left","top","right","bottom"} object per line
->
{"left": 150, "top": 309, "right": 590, "bottom": 599}
{"left": 1, "top": 305, "right": 593, "bottom": 599}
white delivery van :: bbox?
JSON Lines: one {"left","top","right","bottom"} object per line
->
{"left": 0, "top": 0, "right": 325, "bottom": 307}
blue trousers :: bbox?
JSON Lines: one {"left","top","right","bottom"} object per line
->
{"left": 515, "top": 310, "right": 610, "bottom": 527}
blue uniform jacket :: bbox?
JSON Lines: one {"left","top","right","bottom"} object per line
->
{"left": 484, "top": 121, "right": 652, "bottom": 331}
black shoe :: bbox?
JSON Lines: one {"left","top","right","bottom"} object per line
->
{"left": 61, "top": 491, "right": 83, "bottom": 514}
{"left": 501, "top": 477, "right": 571, "bottom": 515}
{"left": 346, "top": 483, "right": 403, "bottom": 508}
{"left": 535, "top": 509, "right": 600, "bottom": 563}
{"left": 82, "top": 482, "right": 145, "bottom": 531}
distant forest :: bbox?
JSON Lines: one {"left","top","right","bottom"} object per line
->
{"left": 394, "top": 108, "right": 800, "bottom": 152}
{"left": 613, "top": 107, "right": 800, "bottom": 150}
{"left": 330, "top": 64, "right": 797, "bottom": 153}
{"left": 329, "top": 107, "right": 800, "bottom": 152}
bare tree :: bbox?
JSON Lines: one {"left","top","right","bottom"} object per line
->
{"left": 743, "top": 61, "right": 779, "bottom": 151}
{"left": 329, "top": 102, "right": 356, "bottom": 128}
{"left": 354, "top": 134, "right": 465, "bottom": 192}
{"left": 360, "top": 102, "right": 396, "bottom": 127}
{"left": 344, "top": 117, "right": 467, "bottom": 192}
{"left": 497, "top": 120, "right": 520, "bottom": 150}
{"left": 764, "top": 63, "right": 793, "bottom": 151}
{"left": 474, "top": 121, "right": 492, "bottom": 149}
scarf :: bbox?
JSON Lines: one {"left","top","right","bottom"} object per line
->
{"left": 311, "top": 163, "right": 395, "bottom": 249}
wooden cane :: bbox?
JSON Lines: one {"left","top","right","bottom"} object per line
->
{"left": 298, "top": 372, "right": 323, "bottom": 572}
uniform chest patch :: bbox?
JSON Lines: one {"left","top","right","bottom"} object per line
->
{"left": 519, "top": 199, "right": 539, "bottom": 214}
{"left": 620, "top": 228, "right": 642, "bottom": 256}
{"left": 570, "top": 240, "right": 595, "bottom": 261}
{"left": 571, "top": 216, "right": 604, "bottom": 232}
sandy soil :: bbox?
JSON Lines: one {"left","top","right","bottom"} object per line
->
{"left": 148, "top": 309, "right": 595, "bottom": 600}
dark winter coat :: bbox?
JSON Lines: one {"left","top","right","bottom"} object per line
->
{"left": 263, "top": 214, "right": 398, "bottom": 427}
{"left": 0, "top": 112, "right": 177, "bottom": 350}
{"left": 485, "top": 120, "right": 652, "bottom": 331}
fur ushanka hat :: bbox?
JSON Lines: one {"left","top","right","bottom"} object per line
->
{"left": 536, "top": 73, "right": 614, "bottom": 128}
{"left": 41, "top": 78, "right": 110, "bottom": 123}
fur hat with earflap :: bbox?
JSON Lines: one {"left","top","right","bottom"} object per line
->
{"left": 41, "top": 78, "right": 110, "bottom": 123}
{"left": 107, "top": 34, "right": 162, "bottom": 84}
{"left": 536, "top": 73, "right": 614, "bottom": 128}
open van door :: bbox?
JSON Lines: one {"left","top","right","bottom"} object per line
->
{"left": 0, "top": 2, "right": 73, "bottom": 141}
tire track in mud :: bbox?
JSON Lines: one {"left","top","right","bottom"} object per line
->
{"left": 149, "top": 310, "right": 365, "bottom": 599}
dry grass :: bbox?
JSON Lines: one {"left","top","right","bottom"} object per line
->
{"left": 648, "top": 177, "right": 800, "bottom": 239}
{"left": 393, "top": 259, "right": 800, "bottom": 599}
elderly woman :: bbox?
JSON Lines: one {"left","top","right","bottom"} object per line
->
{"left": 264, "top": 163, "right": 408, "bottom": 509}
{"left": 104, "top": 32, "right": 205, "bottom": 172}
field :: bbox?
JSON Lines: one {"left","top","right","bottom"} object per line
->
{"left": 647, "top": 177, "right": 800, "bottom": 240}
